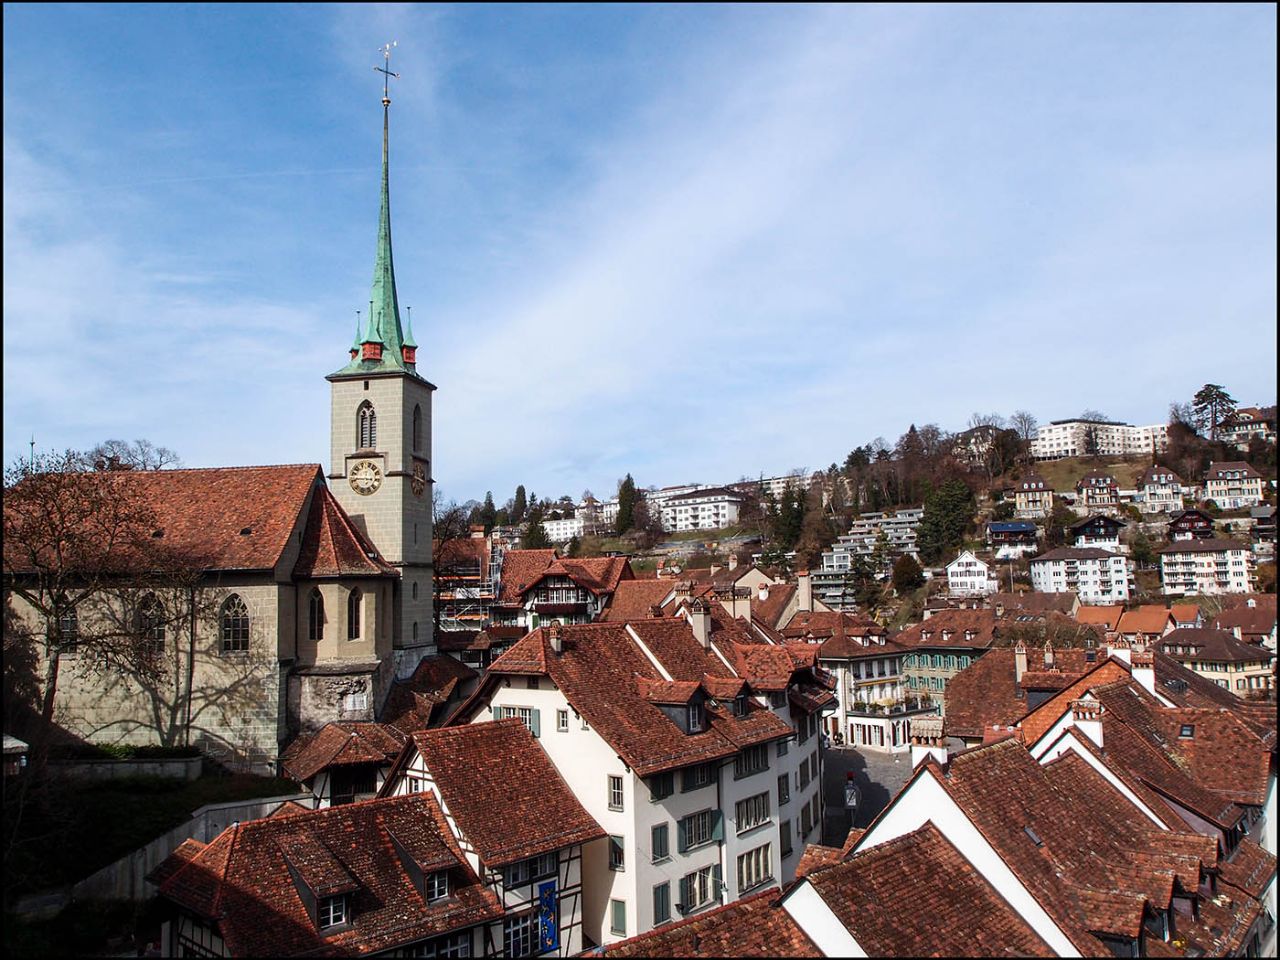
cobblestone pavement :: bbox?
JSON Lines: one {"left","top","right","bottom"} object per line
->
{"left": 822, "top": 745, "right": 915, "bottom": 847}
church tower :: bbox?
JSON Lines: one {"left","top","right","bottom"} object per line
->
{"left": 327, "top": 47, "right": 434, "bottom": 676}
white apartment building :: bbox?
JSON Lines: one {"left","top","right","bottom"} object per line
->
{"left": 1158, "top": 538, "right": 1256, "bottom": 596}
{"left": 660, "top": 487, "right": 744, "bottom": 531}
{"left": 1203, "top": 461, "right": 1265, "bottom": 509}
{"left": 813, "top": 509, "right": 924, "bottom": 609}
{"left": 453, "top": 610, "right": 834, "bottom": 947}
{"left": 542, "top": 516, "right": 586, "bottom": 542}
{"left": 1030, "top": 419, "right": 1169, "bottom": 460}
{"left": 945, "top": 550, "right": 999, "bottom": 597}
{"left": 1029, "top": 547, "right": 1133, "bottom": 604}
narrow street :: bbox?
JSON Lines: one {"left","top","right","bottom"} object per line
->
{"left": 822, "top": 745, "right": 914, "bottom": 848}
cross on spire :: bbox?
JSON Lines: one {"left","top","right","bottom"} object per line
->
{"left": 375, "top": 41, "right": 399, "bottom": 105}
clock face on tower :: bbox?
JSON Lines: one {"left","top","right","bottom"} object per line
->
{"left": 411, "top": 463, "right": 426, "bottom": 497}
{"left": 348, "top": 460, "right": 383, "bottom": 496}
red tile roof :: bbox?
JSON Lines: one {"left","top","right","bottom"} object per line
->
{"left": 455, "top": 619, "right": 800, "bottom": 777}
{"left": 405, "top": 719, "right": 604, "bottom": 867}
{"left": 782, "top": 610, "right": 884, "bottom": 642}
{"left": 293, "top": 483, "right": 398, "bottom": 578}
{"left": 5, "top": 464, "right": 324, "bottom": 575}
{"left": 281, "top": 722, "right": 406, "bottom": 783}
{"left": 155, "top": 794, "right": 502, "bottom": 956}
{"left": 1211, "top": 604, "right": 1276, "bottom": 639}
{"left": 599, "top": 579, "right": 675, "bottom": 621}
{"left": 146, "top": 838, "right": 207, "bottom": 886}
{"left": 751, "top": 582, "right": 796, "bottom": 630}
{"left": 601, "top": 888, "right": 819, "bottom": 958}
{"left": 1157, "top": 627, "right": 1273, "bottom": 664}
{"left": 1156, "top": 538, "right": 1251, "bottom": 554}
{"left": 495, "top": 549, "right": 558, "bottom": 604}
{"left": 1075, "top": 605, "right": 1124, "bottom": 632}
{"left": 805, "top": 822, "right": 1055, "bottom": 957}
{"left": 894, "top": 608, "right": 1000, "bottom": 649}
{"left": 379, "top": 656, "right": 478, "bottom": 734}
{"left": 1205, "top": 461, "right": 1263, "bottom": 481}
{"left": 1116, "top": 605, "right": 1173, "bottom": 637}
{"left": 990, "top": 591, "right": 1079, "bottom": 615}
{"left": 527, "top": 555, "right": 633, "bottom": 597}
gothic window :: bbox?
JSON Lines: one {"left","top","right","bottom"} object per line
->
{"left": 412, "top": 405, "right": 422, "bottom": 452}
{"left": 137, "top": 593, "right": 165, "bottom": 656}
{"left": 347, "top": 588, "right": 362, "bottom": 640}
{"left": 220, "top": 595, "right": 250, "bottom": 652}
{"left": 308, "top": 588, "right": 325, "bottom": 642}
{"left": 357, "top": 401, "right": 376, "bottom": 450}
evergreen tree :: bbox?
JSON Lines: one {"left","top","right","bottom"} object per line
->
{"left": 917, "top": 478, "right": 976, "bottom": 564}
{"left": 892, "top": 554, "right": 925, "bottom": 593}
{"left": 522, "top": 500, "right": 550, "bottom": 549}
{"left": 511, "top": 485, "right": 528, "bottom": 525}
{"left": 1192, "top": 384, "right": 1237, "bottom": 441}
{"left": 615, "top": 474, "right": 637, "bottom": 535}
{"left": 479, "top": 491, "right": 497, "bottom": 533}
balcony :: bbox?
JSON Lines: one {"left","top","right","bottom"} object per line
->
{"left": 847, "top": 696, "right": 935, "bottom": 717}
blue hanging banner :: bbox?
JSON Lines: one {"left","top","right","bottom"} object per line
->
{"left": 538, "top": 879, "right": 559, "bottom": 953}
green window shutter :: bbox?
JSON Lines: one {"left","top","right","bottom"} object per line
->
{"left": 679, "top": 875, "right": 693, "bottom": 911}
{"left": 712, "top": 863, "right": 723, "bottom": 902}
{"left": 530, "top": 709, "right": 541, "bottom": 738}
{"left": 493, "top": 705, "right": 504, "bottom": 720}
{"left": 677, "top": 818, "right": 688, "bottom": 854}
{"left": 710, "top": 810, "right": 724, "bottom": 843}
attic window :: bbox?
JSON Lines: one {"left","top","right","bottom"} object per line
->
{"left": 1179, "top": 724, "right": 1195, "bottom": 739}
{"left": 318, "top": 894, "right": 348, "bottom": 930}
{"left": 1023, "top": 825, "right": 1044, "bottom": 847}
{"left": 688, "top": 703, "right": 704, "bottom": 733}
{"left": 240, "top": 527, "right": 253, "bottom": 536}
{"left": 425, "top": 870, "right": 449, "bottom": 902}
{"left": 151, "top": 529, "right": 164, "bottom": 538}
{"left": 733, "top": 695, "right": 747, "bottom": 717}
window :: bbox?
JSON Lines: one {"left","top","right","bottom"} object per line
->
{"left": 778, "top": 774, "right": 790, "bottom": 805}
{"left": 220, "top": 595, "right": 250, "bottom": 652}
{"left": 318, "top": 895, "right": 347, "bottom": 930}
{"left": 734, "top": 744, "right": 768, "bottom": 780}
{"left": 678, "top": 809, "right": 720, "bottom": 851}
{"left": 1179, "top": 724, "right": 1195, "bottom": 738}
{"left": 737, "top": 843, "right": 773, "bottom": 892}
{"left": 412, "top": 404, "right": 422, "bottom": 452}
{"left": 652, "top": 823, "right": 669, "bottom": 862}
{"left": 557, "top": 709, "right": 569, "bottom": 732}
{"left": 412, "top": 931, "right": 471, "bottom": 958}
{"left": 504, "top": 852, "right": 557, "bottom": 887}
{"left": 53, "top": 608, "right": 79, "bottom": 653}
{"left": 608, "top": 775, "right": 624, "bottom": 811}
{"left": 425, "top": 870, "right": 449, "bottom": 902}
{"left": 736, "top": 792, "right": 771, "bottom": 833}
{"left": 503, "top": 912, "right": 537, "bottom": 957}
{"left": 679, "top": 865, "right": 720, "bottom": 913}
{"left": 347, "top": 588, "right": 362, "bottom": 640}
{"left": 357, "top": 401, "right": 376, "bottom": 449}
{"left": 137, "top": 593, "right": 165, "bottom": 655}
{"left": 776, "top": 739, "right": 789, "bottom": 758}
{"left": 306, "top": 588, "right": 325, "bottom": 642}
{"left": 526, "top": 677, "right": 540, "bottom": 690}
{"left": 681, "top": 763, "right": 714, "bottom": 792}
{"left": 653, "top": 882, "right": 671, "bottom": 925}
{"left": 779, "top": 818, "right": 793, "bottom": 857}
{"left": 687, "top": 702, "right": 704, "bottom": 733}
{"left": 610, "top": 899, "right": 626, "bottom": 936}
{"left": 648, "top": 772, "right": 674, "bottom": 801}
{"left": 609, "top": 835, "right": 625, "bottom": 871}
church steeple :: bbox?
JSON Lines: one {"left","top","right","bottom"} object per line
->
{"left": 331, "top": 42, "right": 420, "bottom": 378}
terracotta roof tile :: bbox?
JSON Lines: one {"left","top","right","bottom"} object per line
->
{"left": 1074, "top": 605, "right": 1125, "bottom": 631}
{"left": 600, "top": 579, "right": 675, "bottom": 621}
{"left": 1116, "top": 605, "right": 1174, "bottom": 637}
{"left": 293, "top": 484, "right": 398, "bottom": 578}
{"left": 602, "top": 888, "right": 818, "bottom": 958}
{"left": 990, "top": 591, "right": 1079, "bottom": 615}
{"left": 527, "top": 555, "right": 633, "bottom": 597}
{"left": 895, "top": 608, "right": 1000, "bottom": 649}
{"left": 281, "top": 722, "right": 406, "bottom": 783}
{"left": 794, "top": 843, "right": 842, "bottom": 878}
{"left": 752, "top": 582, "right": 796, "bottom": 630}
{"left": 379, "top": 656, "right": 478, "bottom": 734}
{"left": 407, "top": 720, "right": 604, "bottom": 867}
{"left": 155, "top": 794, "right": 502, "bottom": 956}
{"left": 805, "top": 822, "right": 1055, "bottom": 957}
{"left": 1157, "top": 627, "right": 1274, "bottom": 665}
{"left": 1217, "top": 838, "right": 1277, "bottom": 901}
{"left": 146, "top": 838, "right": 207, "bottom": 886}
{"left": 495, "top": 549, "right": 558, "bottom": 604}
{"left": 782, "top": 610, "right": 884, "bottom": 642}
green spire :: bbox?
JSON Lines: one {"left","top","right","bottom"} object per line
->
{"left": 368, "top": 99, "right": 406, "bottom": 361}
{"left": 350, "top": 313, "right": 362, "bottom": 353}
{"left": 403, "top": 305, "right": 417, "bottom": 349}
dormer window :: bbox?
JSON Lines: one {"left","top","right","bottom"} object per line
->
{"left": 688, "top": 703, "right": 704, "bottom": 733}
{"left": 318, "top": 894, "right": 348, "bottom": 930}
{"left": 1179, "top": 724, "right": 1195, "bottom": 739}
{"left": 732, "top": 695, "right": 747, "bottom": 717}
{"left": 425, "top": 870, "right": 449, "bottom": 902}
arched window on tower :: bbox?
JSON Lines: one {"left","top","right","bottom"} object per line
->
{"left": 221, "top": 595, "right": 250, "bottom": 653}
{"left": 308, "top": 588, "right": 325, "bottom": 642}
{"left": 137, "top": 593, "right": 165, "bottom": 657}
{"left": 412, "top": 404, "right": 422, "bottom": 453}
{"left": 357, "top": 401, "right": 377, "bottom": 450}
{"left": 347, "top": 587, "right": 362, "bottom": 640}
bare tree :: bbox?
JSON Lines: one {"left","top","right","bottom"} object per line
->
{"left": 967, "top": 412, "right": 1006, "bottom": 431}
{"left": 80, "top": 438, "right": 182, "bottom": 471}
{"left": 432, "top": 490, "right": 476, "bottom": 636}
{"left": 1079, "top": 409, "right": 1109, "bottom": 422}
{"left": 1010, "top": 410, "right": 1038, "bottom": 442}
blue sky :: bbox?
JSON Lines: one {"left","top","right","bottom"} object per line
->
{"left": 4, "top": 4, "right": 1276, "bottom": 506}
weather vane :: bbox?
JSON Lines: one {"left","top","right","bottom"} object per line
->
{"left": 375, "top": 41, "right": 399, "bottom": 105}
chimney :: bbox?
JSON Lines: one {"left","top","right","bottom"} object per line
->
{"left": 1070, "top": 698, "right": 1104, "bottom": 749}
{"left": 1130, "top": 650, "right": 1155, "bottom": 696}
{"left": 1106, "top": 638, "right": 1132, "bottom": 665}
{"left": 909, "top": 716, "right": 948, "bottom": 769}
{"left": 1231, "top": 626, "right": 1243, "bottom": 641}
{"left": 648, "top": 605, "right": 664, "bottom": 619}
{"left": 994, "top": 602, "right": 1005, "bottom": 618}
{"left": 797, "top": 570, "right": 813, "bottom": 613}
{"left": 758, "top": 584, "right": 769, "bottom": 603}
{"left": 689, "top": 599, "right": 712, "bottom": 649}
{"left": 728, "top": 554, "right": 739, "bottom": 571}
{"left": 1043, "top": 641, "right": 1055, "bottom": 670}
{"left": 1014, "top": 640, "right": 1027, "bottom": 695}
{"left": 547, "top": 622, "right": 563, "bottom": 655}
